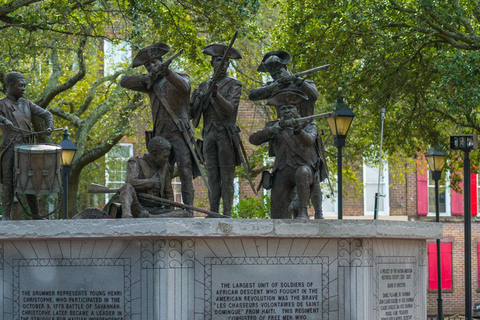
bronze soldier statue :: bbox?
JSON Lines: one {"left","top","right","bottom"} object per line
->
{"left": 120, "top": 43, "right": 196, "bottom": 213}
{"left": 190, "top": 44, "right": 242, "bottom": 217}
{"left": 249, "top": 51, "right": 327, "bottom": 219}
{"left": 249, "top": 89, "right": 324, "bottom": 219}
{"left": 119, "top": 136, "right": 175, "bottom": 218}
{"left": 0, "top": 72, "right": 54, "bottom": 220}
{"left": 248, "top": 50, "right": 319, "bottom": 117}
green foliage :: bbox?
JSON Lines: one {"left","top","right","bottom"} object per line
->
{"left": 268, "top": 0, "right": 480, "bottom": 189}
{"left": 8, "top": 0, "right": 480, "bottom": 212}
{"left": 0, "top": 0, "right": 270, "bottom": 215}
{"left": 232, "top": 194, "right": 270, "bottom": 219}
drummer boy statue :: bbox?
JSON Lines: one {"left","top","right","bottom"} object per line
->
{"left": 0, "top": 72, "right": 53, "bottom": 220}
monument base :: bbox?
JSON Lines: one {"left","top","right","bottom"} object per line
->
{"left": 0, "top": 219, "right": 441, "bottom": 320}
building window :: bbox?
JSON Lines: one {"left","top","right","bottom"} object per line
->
{"left": 171, "top": 178, "right": 182, "bottom": 203}
{"left": 233, "top": 177, "right": 240, "bottom": 207}
{"left": 363, "top": 162, "right": 389, "bottom": 216}
{"left": 105, "top": 143, "right": 133, "bottom": 201}
{"left": 322, "top": 179, "right": 337, "bottom": 217}
{"left": 417, "top": 156, "right": 452, "bottom": 216}
{"left": 104, "top": 39, "right": 131, "bottom": 76}
{"left": 428, "top": 242, "right": 453, "bottom": 290}
{"left": 428, "top": 171, "right": 450, "bottom": 216}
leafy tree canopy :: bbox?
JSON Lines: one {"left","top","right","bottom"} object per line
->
{"left": 0, "top": 0, "right": 267, "bottom": 215}
{"left": 270, "top": 0, "right": 480, "bottom": 176}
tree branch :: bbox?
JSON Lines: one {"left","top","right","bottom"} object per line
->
{"left": 49, "top": 106, "right": 84, "bottom": 128}
{"left": 75, "top": 70, "right": 124, "bottom": 117}
{"left": 73, "top": 92, "right": 142, "bottom": 169}
{"left": 0, "top": 0, "right": 41, "bottom": 16}
{"left": 388, "top": 0, "right": 415, "bottom": 13}
{"left": 35, "top": 37, "right": 87, "bottom": 108}
{"left": 452, "top": 0, "right": 475, "bottom": 36}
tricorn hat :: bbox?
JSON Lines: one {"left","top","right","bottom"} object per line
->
{"left": 132, "top": 43, "right": 171, "bottom": 68}
{"left": 267, "top": 89, "right": 308, "bottom": 107}
{"left": 201, "top": 44, "right": 242, "bottom": 59}
{"left": 257, "top": 50, "right": 291, "bottom": 72}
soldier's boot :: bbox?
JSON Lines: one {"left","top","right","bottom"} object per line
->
{"left": 295, "top": 166, "right": 313, "bottom": 220}
{"left": 221, "top": 165, "right": 235, "bottom": 218}
{"left": 311, "top": 178, "right": 324, "bottom": 219}
{"left": 26, "top": 194, "right": 43, "bottom": 220}
{"left": 138, "top": 210, "right": 150, "bottom": 218}
{"left": 182, "top": 190, "right": 195, "bottom": 217}
{"left": 119, "top": 184, "right": 138, "bottom": 218}
{"left": 206, "top": 165, "right": 221, "bottom": 214}
{"left": 295, "top": 206, "right": 310, "bottom": 220}
{"left": 222, "top": 201, "right": 233, "bottom": 218}
{"left": 1, "top": 184, "right": 13, "bottom": 221}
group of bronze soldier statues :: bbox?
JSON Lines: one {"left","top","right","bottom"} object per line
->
{"left": 118, "top": 41, "right": 328, "bottom": 220}
{"left": 0, "top": 40, "right": 328, "bottom": 220}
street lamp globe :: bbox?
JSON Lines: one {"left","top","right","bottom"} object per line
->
{"left": 59, "top": 127, "right": 77, "bottom": 166}
{"left": 327, "top": 87, "right": 355, "bottom": 148}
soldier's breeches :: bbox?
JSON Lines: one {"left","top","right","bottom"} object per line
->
{"left": 270, "top": 165, "right": 314, "bottom": 219}
{"left": 119, "top": 183, "right": 141, "bottom": 218}
{"left": 1, "top": 147, "right": 14, "bottom": 220}
{"left": 203, "top": 129, "right": 237, "bottom": 215}
{"left": 160, "top": 132, "right": 194, "bottom": 207}
{"left": 295, "top": 166, "right": 314, "bottom": 209}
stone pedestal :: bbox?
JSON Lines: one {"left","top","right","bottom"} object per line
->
{"left": 0, "top": 219, "right": 441, "bottom": 320}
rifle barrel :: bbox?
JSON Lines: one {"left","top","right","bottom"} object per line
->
{"left": 293, "top": 64, "right": 330, "bottom": 78}
{"left": 164, "top": 49, "right": 184, "bottom": 66}
{"left": 192, "top": 30, "right": 239, "bottom": 128}
{"left": 137, "top": 193, "right": 225, "bottom": 218}
{"left": 300, "top": 111, "right": 334, "bottom": 122}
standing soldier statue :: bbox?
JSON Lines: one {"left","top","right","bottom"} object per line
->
{"left": 120, "top": 43, "right": 199, "bottom": 214}
{"left": 190, "top": 43, "right": 243, "bottom": 217}
{"left": 249, "top": 50, "right": 328, "bottom": 219}
{"left": 0, "top": 72, "right": 54, "bottom": 220}
{"left": 249, "top": 89, "right": 324, "bottom": 220}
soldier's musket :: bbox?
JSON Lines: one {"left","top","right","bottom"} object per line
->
{"left": 190, "top": 30, "right": 257, "bottom": 195}
{"left": 278, "top": 111, "right": 335, "bottom": 194}
{"left": 146, "top": 49, "right": 184, "bottom": 89}
{"left": 279, "top": 111, "right": 334, "bottom": 128}
{"left": 226, "top": 124, "right": 258, "bottom": 195}
{"left": 192, "top": 30, "right": 238, "bottom": 128}
{"left": 277, "top": 64, "right": 331, "bottom": 84}
{"left": 87, "top": 183, "right": 227, "bottom": 218}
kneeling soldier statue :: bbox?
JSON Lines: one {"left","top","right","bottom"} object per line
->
{"left": 249, "top": 89, "right": 323, "bottom": 219}
{"left": 119, "top": 136, "right": 174, "bottom": 218}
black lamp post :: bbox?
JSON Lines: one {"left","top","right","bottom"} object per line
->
{"left": 327, "top": 88, "right": 354, "bottom": 220}
{"left": 450, "top": 134, "right": 478, "bottom": 320}
{"left": 425, "top": 146, "right": 445, "bottom": 320}
{"left": 59, "top": 127, "right": 77, "bottom": 219}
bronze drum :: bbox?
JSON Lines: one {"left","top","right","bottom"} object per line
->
{"left": 14, "top": 144, "right": 62, "bottom": 195}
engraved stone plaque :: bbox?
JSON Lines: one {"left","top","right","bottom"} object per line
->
{"left": 375, "top": 257, "right": 416, "bottom": 320}
{"left": 14, "top": 258, "right": 130, "bottom": 320}
{"left": 205, "top": 257, "right": 327, "bottom": 320}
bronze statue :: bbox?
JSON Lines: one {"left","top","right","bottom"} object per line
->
{"left": 248, "top": 51, "right": 319, "bottom": 117}
{"left": 249, "top": 89, "right": 324, "bottom": 219}
{"left": 190, "top": 43, "right": 243, "bottom": 217}
{"left": 120, "top": 43, "right": 197, "bottom": 214}
{"left": 249, "top": 51, "right": 327, "bottom": 219}
{"left": 118, "top": 136, "right": 175, "bottom": 218}
{"left": 0, "top": 72, "right": 54, "bottom": 220}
